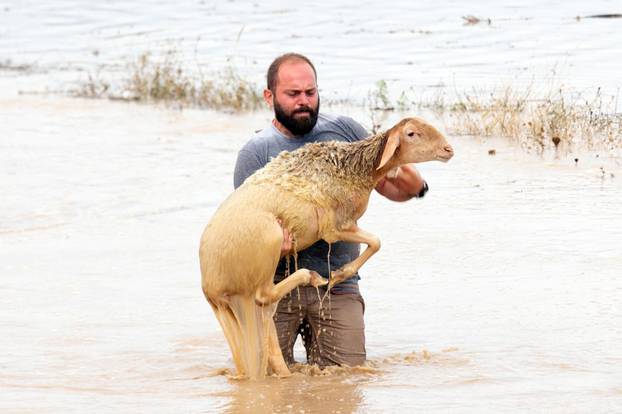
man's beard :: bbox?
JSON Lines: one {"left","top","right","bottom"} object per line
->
{"left": 274, "top": 97, "right": 320, "bottom": 136}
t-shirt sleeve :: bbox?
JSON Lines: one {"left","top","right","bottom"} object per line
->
{"left": 233, "top": 147, "right": 263, "bottom": 189}
{"left": 339, "top": 116, "right": 370, "bottom": 141}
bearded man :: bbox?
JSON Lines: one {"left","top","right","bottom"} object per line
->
{"left": 233, "top": 53, "right": 428, "bottom": 367}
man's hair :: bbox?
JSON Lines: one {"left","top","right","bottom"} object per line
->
{"left": 266, "top": 53, "right": 317, "bottom": 92}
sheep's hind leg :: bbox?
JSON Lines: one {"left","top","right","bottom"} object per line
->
{"left": 266, "top": 317, "right": 290, "bottom": 377}
{"left": 211, "top": 303, "right": 247, "bottom": 377}
{"left": 255, "top": 269, "right": 327, "bottom": 306}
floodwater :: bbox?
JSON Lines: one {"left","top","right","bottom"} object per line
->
{"left": 1, "top": 1, "right": 622, "bottom": 413}
{"left": 3, "top": 0, "right": 622, "bottom": 99}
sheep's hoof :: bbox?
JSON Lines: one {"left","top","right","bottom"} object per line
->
{"left": 329, "top": 269, "right": 347, "bottom": 287}
{"left": 308, "top": 271, "right": 328, "bottom": 288}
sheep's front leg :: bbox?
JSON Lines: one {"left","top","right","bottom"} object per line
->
{"left": 328, "top": 226, "right": 380, "bottom": 288}
{"left": 255, "top": 269, "right": 328, "bottom": 306}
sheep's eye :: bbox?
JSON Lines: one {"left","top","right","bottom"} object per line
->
{"left": 407, "top": 131, "right": 416, "bottom": 137}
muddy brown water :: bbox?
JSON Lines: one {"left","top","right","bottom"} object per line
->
{"left": 2, "top": 0, "right": 622, "bottom": 411}
{"left": 1, "top": 96, "right": 621, "bottom": 413}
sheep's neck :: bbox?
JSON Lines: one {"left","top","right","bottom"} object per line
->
{"left": 338, "top": 132, "right": 396, "bottom": 191}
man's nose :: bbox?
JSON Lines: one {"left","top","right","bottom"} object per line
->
{"left": 296, "top": 94, "right": 311, "bottom": 107}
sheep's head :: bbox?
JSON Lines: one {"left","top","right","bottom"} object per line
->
{"left": 377, "top": 117, "right": 454, "bottom": 171}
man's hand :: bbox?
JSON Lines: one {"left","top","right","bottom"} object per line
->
{"left": 375, "top": 164, "right": 427, "bottom": 202}
{"left": 277, "top": 219, "right": 293, "bottom": 257}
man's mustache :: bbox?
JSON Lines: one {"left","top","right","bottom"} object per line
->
{"left": 293, "top": 107, "right": 314, "bottom": 114}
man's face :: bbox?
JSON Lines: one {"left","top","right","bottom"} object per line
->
{"left": 267, "top": 61, "right": 320, "bottom": 136}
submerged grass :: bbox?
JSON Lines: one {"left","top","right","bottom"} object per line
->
{"left": 367, "top": 81, "right": 622, "bottom": 153}
{"left": 445, "top": 86, "right": 621, "bottom": 152}
{"left": 0, "top": 59, "right": 36, "bottom": 73}
{"left": 74, "top": 52, "right": 620, "bottom": 152}
{"left": 75, "top": 51, "right": 262, "bottom": 111}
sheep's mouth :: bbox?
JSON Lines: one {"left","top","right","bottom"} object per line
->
{"left": 436, "top": 154, "right": 453, "bottom": 162}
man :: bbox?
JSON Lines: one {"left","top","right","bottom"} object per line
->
{"left": 233, "top": 53, "right": 428, "bottom": 368}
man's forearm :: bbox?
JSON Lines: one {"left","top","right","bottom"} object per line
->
{"left": 375, "top": 164, "right": 428, "bottom": 202}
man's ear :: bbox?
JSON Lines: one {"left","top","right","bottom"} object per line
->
{"left": 377, "top": 129, "right": 400, "bottom": 170}
{"left": 263, "top": 89, "right": 273, "bottom": 108}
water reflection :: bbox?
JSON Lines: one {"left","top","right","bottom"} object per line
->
{"left": 219, "top": 373, "right": 365, "bottom": 414}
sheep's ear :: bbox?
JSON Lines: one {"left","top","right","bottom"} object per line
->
{"left": 376, "top": 131, "right": 400, "bottom": 170}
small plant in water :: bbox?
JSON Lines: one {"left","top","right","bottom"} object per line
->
{"left": 365, "top": 80, "right": 396, "bottom": 133}
{"left": 368, "top": 80, "right": 394, "bottom": 111}
{"left": 75, "top": 71, "right": 110, "bottom": 98}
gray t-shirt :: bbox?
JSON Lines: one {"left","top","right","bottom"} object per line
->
{"left": 234, "top": 112, "right": 369, "bottom": 293}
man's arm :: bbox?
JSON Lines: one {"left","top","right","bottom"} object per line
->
{"left": 375, "top": 164, "right": 428, "bottom": 202}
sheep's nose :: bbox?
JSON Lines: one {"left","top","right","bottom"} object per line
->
{"left": 444, "top": 144, "right": 454, "bottom": 157}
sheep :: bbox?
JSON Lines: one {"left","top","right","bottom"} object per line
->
{"left": 199, "top": 116, "right": 454, "bottom": 380}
